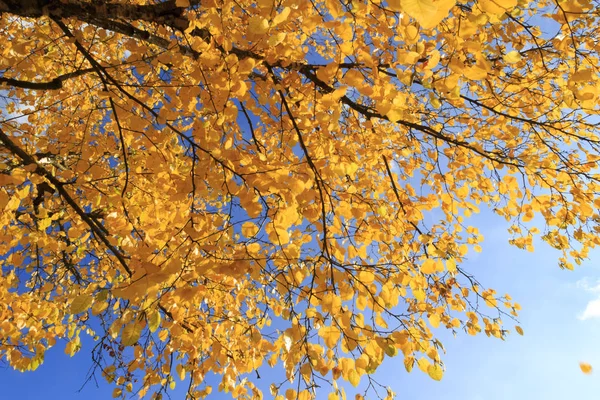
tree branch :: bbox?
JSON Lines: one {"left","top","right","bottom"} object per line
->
{"left": 0, "top": 127, "right": 132, "bottom": 277}
{"left": 0, "top": 68, "right": 94, "bottom": 90}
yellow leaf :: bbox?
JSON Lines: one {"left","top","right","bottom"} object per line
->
{"left": 242, "top": 221, "right": 259, "bottom": 237}
{"left": 401, "top": 0, "right": 437, "bottom": 23}
{"left": 580, "top": 362, "right": 593, "bottom": 374}
{"left": 386, "top": 106, "right": 403, "bottom": 122}
{"left": 275, "top": 226, "right": 290, "bottom": 244}
{"left": 421, "top": 258, "right": 437, "bottom": 274}
{"left": 446, "top": 258, "right": 457, "bottom": 273}
{"left": 384, "top": 345, "right": 398, "bottom": 357}
{"left": 376, "top": 313, "right": 388, "bottom": 328}
{"left": 503, "top": 50, "right": 521, "bottom": 64}
{"left": 417, "top": 357, "right": 431, "bottom": 372}
{"left": 175, "top": 0, "right": 190, "bottom": 6}
{"left": 413, "top": 288, "right": 426, "bottom": 302}
{"left": 248, "top": 15, "right": 269, "bottom": 35}
{"left": 427, "top": 364, "right": 444, "bottom": 381}
{"left": 147, "top": 309, "right": 161, "bottom": 333}
{"left": 38, "top": 218, "right": 51, "bottom": 230}
{"left": 358, "top": 270, "right": 375, "bottom": 284}
{"left": 401, "top": 0, "right": 454, "bottom": 29}
{"left": 176, "top": 363, "right": 186, "bottom": 381}
{"left": 268, "top": 32, "right": 287, "bottom": 47}
{"left": 272, "top": 7, "right": 291, "bottom": 26}
{"left": 121, "top": 320, "right": 144, "bottom": 347}
{"left": 70, "top": 294, "right": 93, "bottom": 314}
{"left": 91, "top": 300, "right": 108, "bottom": 316}
{"left": 387, "top": 0, "right": 402, "bottom": 12}
{"left": 348, "top": 369, "right": 360, "bottom": 387}
{"left": 515, "top": 325, "right": 523, "bottom": 335}
{"left": 478, "top": 0, "right": 517, "bottom": 16}
{"left": 483, "top": 293, "right": 497, "bottom": 308}
{"left": 463, "top": 66, "right": 488, "bottom": 80}
{"left": 404, "top": 357, "right": 415, "bottom": 372}
{"left": 319, "top": 325, "right": 341, "bottom": 348}
{"left": 428, "top": 313, "right": 441, "bottom": 328}
{"left": 429, "top": 0, "right": 455, "bottom": 28}
{"left": 65, "top": 337, "right": 81, "bottom": 357}
{"left": 571, "top": 69, "right": 593, "bottom": 83}
{"left": 158, "top": 329, "right": 169, "bottom": 342}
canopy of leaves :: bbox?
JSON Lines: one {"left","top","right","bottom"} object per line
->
{"left": 0, "top": 0, "right": 599, "bottom": 399}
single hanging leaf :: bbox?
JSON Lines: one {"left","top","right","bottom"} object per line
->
{"left": 515, "top": 325, "right": 524, "bottom": 335}
{"left": 348, "top": 369, "right": 360, "bottom": 387}
{"left": 580, "top": 362, "right": 593, "bottom": 374}
{"left": 147, "top": 309, "right": 161, "bottom": 333}
{"left": 176, "top": 363, "right": 186, "bottom": 381}
{"left": 121, "top": 320, "right": 144, "bottom": 347}
{"left": 427, "top": 364, "right": 444, "bottom": 381}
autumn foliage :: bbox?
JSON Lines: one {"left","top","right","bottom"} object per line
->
{"left": 1, "top": 0, "right": 599, "bottom": 398}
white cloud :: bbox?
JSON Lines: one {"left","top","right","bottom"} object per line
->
{"left": 576, "top": 277, "right": 600, "bottom": 293}
{"left": 580, "top": 298, "right": 600, "bottom": 320}
{"left": 576, "top": 278, "right": 600, "bottom": 320}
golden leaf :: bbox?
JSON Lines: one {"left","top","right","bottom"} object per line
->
{"left": 401, "top": 0, "right": 454, "bottom": 29}
{"left": 121, "top": 320, "right": 144, "bottom": 347}
{"left": 427, "top": 364, "right": 444, "bottom": 381}
{"left": 147, "top": 309, "right": 161, "bottom": 333}
{"left": 421, "top": 258, "right": 437, "bottom": 274}
{"left": 580, "top": 362, "right": 593, "bottom": 374}
{"left": 272, "top": 7, "right": 291, "bottom": 26}
{"left": 70, "top": 294, "right": 93, "bottom": 314}
{"left": 319, "top": 325, "right": 341, "bottom": 348}
{"left": 242, "top": 221, "right": 259, "bottom": 237}
{"left": 248, "top": 16, "right": 269, "bottom": 35}
{"left": 515, "top": 325, "right": 523, "bottom": 335}
{"left": 176, "top": 364, "right": 186, "bottom": 381}
{"left": 503, "top": 50, "right": 521, "bottom": 64}
{"left": 348, "top": 369, "right": 360, "bottom": 387}
{"left": 428, "top": 313, "right": 441, "bottom": 328}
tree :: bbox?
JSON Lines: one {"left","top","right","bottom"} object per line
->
{"left": 0, "top": 0, "right": 599, "bottom": 398}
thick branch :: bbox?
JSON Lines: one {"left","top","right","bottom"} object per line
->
{"left": 0, "top": 68, "right": 94, "bottom": 90}
{"left": 0, "top": 0, "right": 191, "bottom": 28}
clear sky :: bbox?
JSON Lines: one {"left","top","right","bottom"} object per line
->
{"left": 3, "top": 204, "right": 600, "bottom": 399}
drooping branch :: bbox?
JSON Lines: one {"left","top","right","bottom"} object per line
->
{"left": 0, "top": 127, "right": 132, "bottom": 277}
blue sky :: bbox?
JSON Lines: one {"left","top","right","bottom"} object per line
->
{"left": 3, "top": 204, "right": 600, "bottom": 399}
